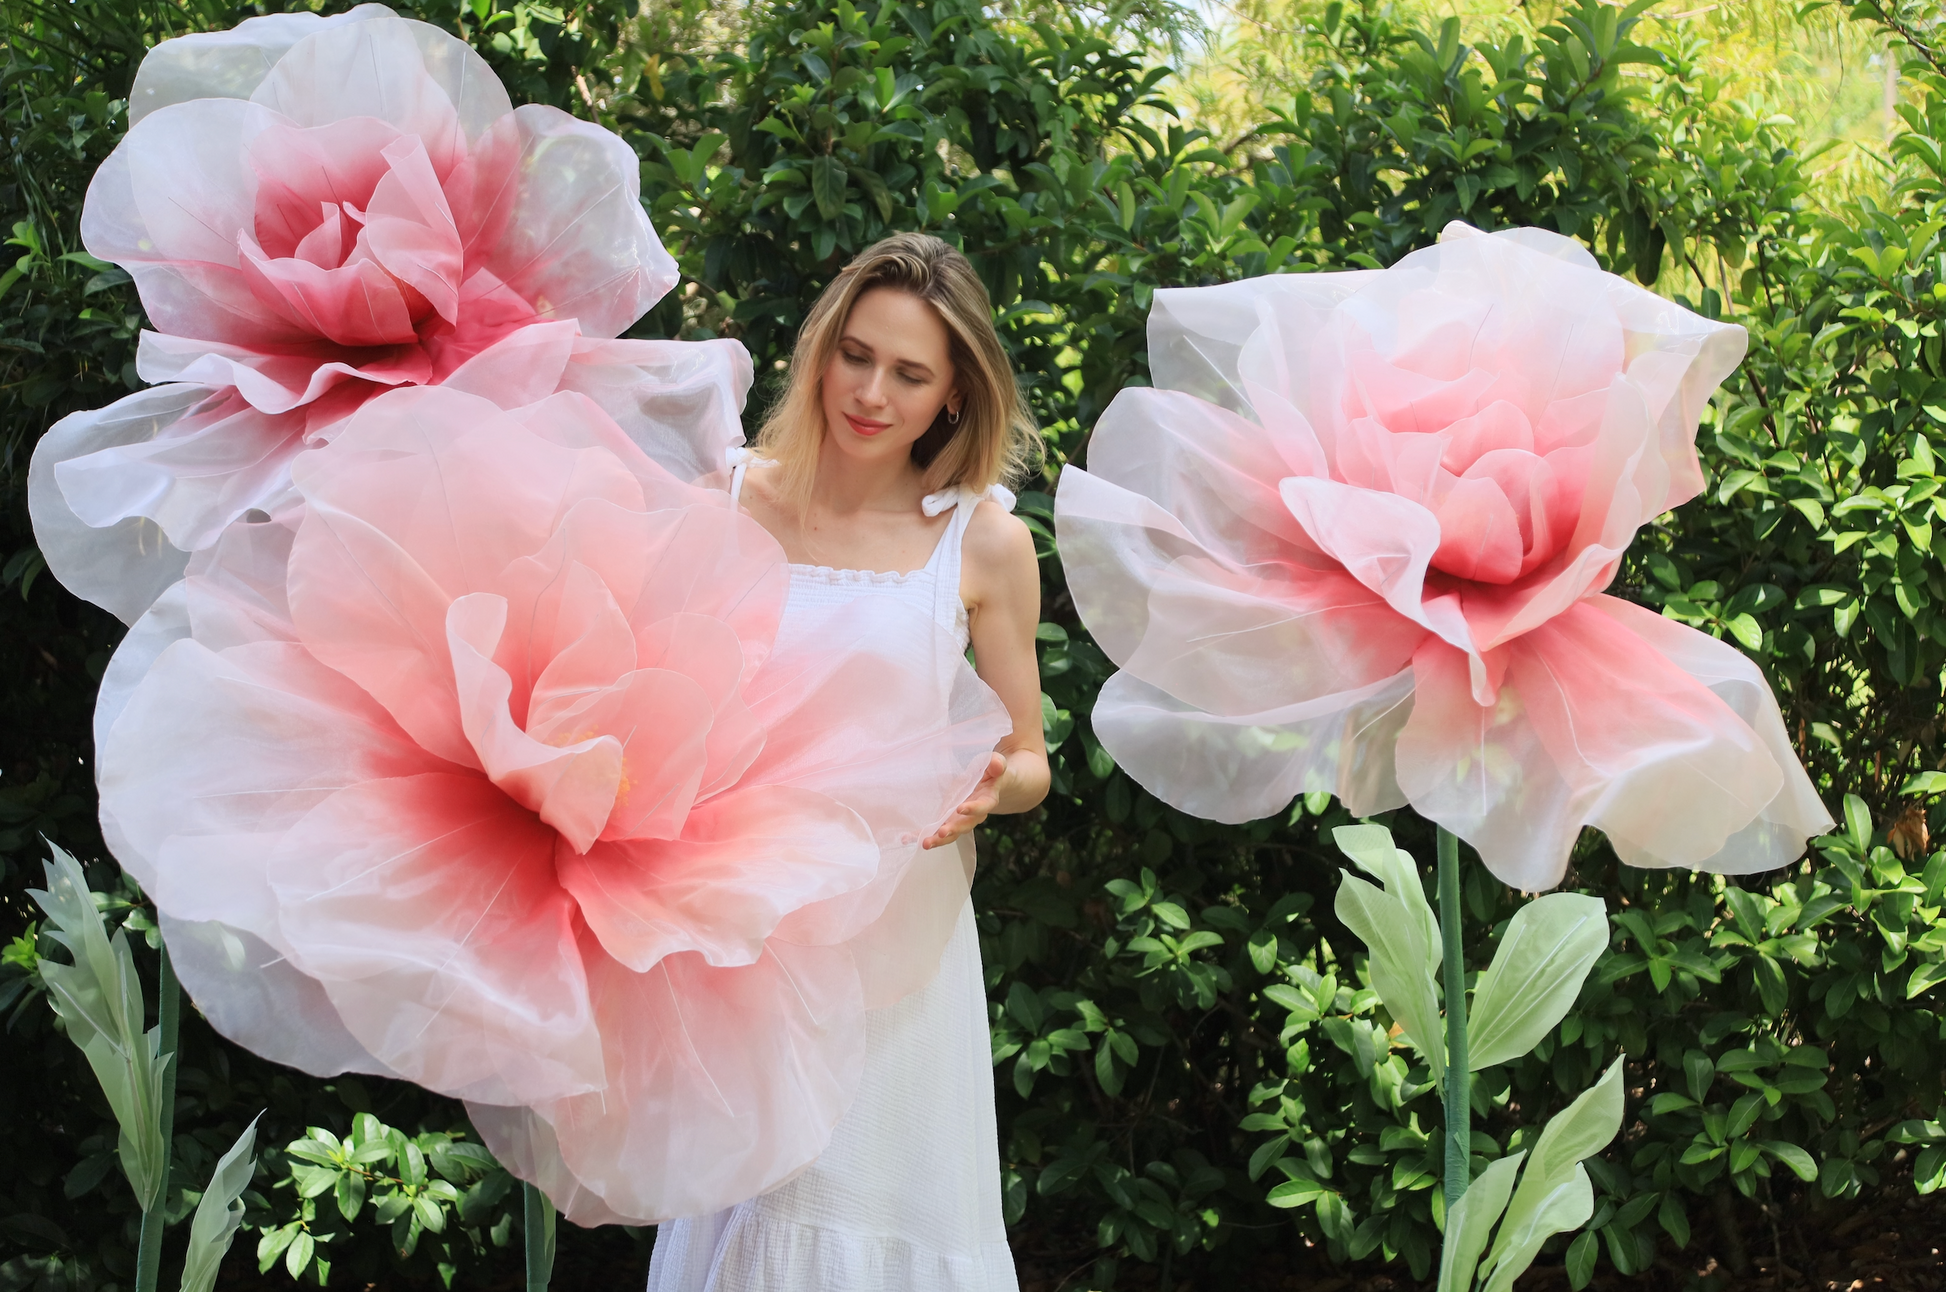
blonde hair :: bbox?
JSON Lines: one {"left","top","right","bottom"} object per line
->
{"left": 754, "top": 233, "right": 1039, "bottom": 508}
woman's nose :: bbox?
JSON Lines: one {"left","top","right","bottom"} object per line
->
{"left": 859, "top": 368, "right": 889, "bottom": 406}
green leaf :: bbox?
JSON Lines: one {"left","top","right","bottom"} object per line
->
{"left": 1566, "top": 1229, "right": 1600, "bottom": 1289}
{"left": 1467, "top": 893, "right": 1609, "bottom": 1069}
{"left": 180, "top": 1116, "right": 261, "bottom": 1292}
{"left": 810, "top": 154, "right": 847, "bottom": 221}
{"left": 1482, "top": 1059, "right": 1625, "bottom": 1291}
{"left": 1761, "top": 1140, "right": 1818, "bottom": 1181}
{"left": 1334, "top": 872, "right": 1445, "bottom": 1080}
{"left": 28, "top": 845, "right": 169, "bottom": 1211}
{"left": 1844, "top": 794, "right": 1872, "bottom": 852}
{"left": 1330, "top": 824, "right": 1444, "bottom": 1077}
{"left": 1436, "top": 1150, "right": 1523, "bottom": 1292}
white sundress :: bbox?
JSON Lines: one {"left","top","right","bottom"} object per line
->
{"left": 644, "top": 459, "right": 1020, "bottom": 1292}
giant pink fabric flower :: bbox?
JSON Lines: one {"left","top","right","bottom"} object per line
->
{"left": 29, "top": 5, "right": 747, "bottom": 623}
{"left": 95, "top": 385, "right": 1009, "bottom": 1223}
{"left": 1055, "top": 224, "right": 1832, "bottom": 890}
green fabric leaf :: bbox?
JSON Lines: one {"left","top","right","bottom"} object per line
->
{"left": 1334, "top": 871, "right": 1445, "bottom": 1081}
{"left": 1468, "top": 894, "right": 1609, "bottom": 1069}
{"left": 180, "top": 1116, "right": 260, "bottom": 1292}
{"left": 1435, "top": 1150, "right": 1523, "bottom": 1292}
{"left": 1481, "top": 1058, "right": 1625, "bottom": 1289}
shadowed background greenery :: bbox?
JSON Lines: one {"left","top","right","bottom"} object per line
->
{"left": 1, "top": 1, "right": 1943, "bottom": 1289}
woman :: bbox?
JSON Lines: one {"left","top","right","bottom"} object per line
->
{"left": 646, "top": 234, "right": 1050, "bottom": 1290}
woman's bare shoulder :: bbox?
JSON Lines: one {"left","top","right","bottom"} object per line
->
{"left": 962, "top": 497, "right": 1037, "bottom": 589}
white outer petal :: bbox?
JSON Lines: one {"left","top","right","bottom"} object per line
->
{"left": 28, "top": 388, "right": 198, "bottom": 624}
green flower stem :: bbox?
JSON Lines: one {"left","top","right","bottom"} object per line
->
{"left": 524, "top": 1182, "right": 556, "bottom": 1292}
{"left": 1438, "top": 826, "right": 1470, "bottom": 1211}
{"left": 135, "top": 942, "right": 181, "bottom": 1292}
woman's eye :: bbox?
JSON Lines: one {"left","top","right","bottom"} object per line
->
{"left": 842, "top": 350, "right": 868, "bottom": 366}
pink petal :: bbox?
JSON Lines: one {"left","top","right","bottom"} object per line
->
{"left": 135, "top": 330, "right": 427, "bottom": 414}
{"left": 1090, "top": 667, "right": 1415, "bottom": 825}
{"left": 1582, "top": 598, "right": 1833, "bottom": 871}
{"left": 555, "top": 336, "right": 754, "bottom": 483}
{"left": 96, "top": 635, "right": 439, "bottom": 920}
{"left": 128, "top": 9, "right": 374, "bottom": 123}
{"left": 458, "top": 104, "right": 675, "bottom": 339}
{"left": 1397, "top": 600, "right": 1814, "bottom": 890}
{"left": 271, "top": 772, "right": 604, "bottom": 1105}
{"left": 1429, "top": 473, "right": 1524, "bottom": 583}
{"left": 245, "top": 116, "right": 401, "bottom": 260}
{"left": 472, "top": 938, "right": 866, "bottom": 1225}
{"left": 1278, "top": 475, "right": 1475, "bottom": 657}
{"left": 358, "top": 135, "right": 463, "bottom": 323}
{"left": 560, "top": 785, "right": 877, "bottom": 970}
{"left": 446, "top": 592, "right": 623, "bottom": 853}
{"left": 239, "top": 231, "right": 420, "bottom": 347}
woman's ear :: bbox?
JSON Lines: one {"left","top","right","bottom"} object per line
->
{"left": 947, "top": 389, "right": 965, "bottom": 420}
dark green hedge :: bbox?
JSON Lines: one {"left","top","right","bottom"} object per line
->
{"left": 1, "top": 1, "right": 1942, "bottom": 1289}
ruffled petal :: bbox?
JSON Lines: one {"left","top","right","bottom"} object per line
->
{"left": 560, "top": 785, "right": 877, "bottom": 970}
{"left": 1057, "top": 464, "right": 1420, "bottom": 717}
{"left": 247, "top": 13, "right": 507, "bottom": 168}
{"left": 555, "top": 336, "right": 754, "bottom": 483}
{"left": 160, "top": 912, "right": 396, "bottom": 1080}
{"left": 1091, "top": 667, "right": 1415, "bottom": 825}
{"left": 1581, "top": 598, "right": 1834, "bottom": 872}
{"left": 51, "top": 388, "right": 310, "bottom": 552}
{"left": 472, "top": 937, "right": 866, "bottom": 1226}
{"left": 460, "top": 104, "right": 676, "bottom": 339}
{"left": 1396, "top": 599, "right": 1827, "bottom": 890}
{"left": 127, "top": 5, "right": 387, "bottom": 123}
{"left": 83, "top": 99, "right": 295, "bottom": 345}
{"left": 27, "top": 387, "right": 197, "bottom": 623}
{"left": 268, "top": 772, "right": 603, "bottom": 1105}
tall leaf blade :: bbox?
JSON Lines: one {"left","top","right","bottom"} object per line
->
{"left": 1335, "top": 873, "right": 1445, "bottom": 1080}
{"left": 1332, "top": 824, "right": 1442, "bottom": 985}
{"left": 1436, "top": 1150, "right": 1523, "bottom": 1292}
{"left": 179, "top": 1115, "right": 261, "bottom": 1292}
{"left": 1480, "top": 1165, "right": 1595, "bottom": 1292}
{"left": 1468, "top": 893, "right": 1609, "bottom": 1069}
{"left": 1481, "top": 1058, "right": 1625, "bottom": 1287}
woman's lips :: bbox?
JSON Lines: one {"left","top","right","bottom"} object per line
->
{"left": 844, "top": 413, "right": 890, "bottom": 437}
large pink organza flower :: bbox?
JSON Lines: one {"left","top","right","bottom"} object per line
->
{"left": 1055, "top": 224, "right": 1832, "bottom": 890}
{"left": 94, "top": 385, "right": 1008, "bottom": 1223}
{"left": 29, "top": 5, "right": 747, "bottom": 624}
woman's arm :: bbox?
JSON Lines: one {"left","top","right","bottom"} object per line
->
{"left": 922, "top": 499, "right": 1051, "bottom": 849}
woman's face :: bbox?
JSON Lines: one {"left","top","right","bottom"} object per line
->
{"left": 820, "top": 286, "right": 960, "bottom": 469}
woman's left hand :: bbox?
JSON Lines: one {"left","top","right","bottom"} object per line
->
{"left": 922, "top": 752, "right": 1007, "bottom": 849}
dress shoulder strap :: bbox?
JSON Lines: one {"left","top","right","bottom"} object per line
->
{"left": 726, "top": 445, "right": 756, "bottom": 505}
{"left": 919, "top": 483, "right": 1017, "bottom": 629}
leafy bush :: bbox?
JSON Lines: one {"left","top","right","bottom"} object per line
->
{"left": 1, "top": 1, "right": 1943, "bottom": 1289}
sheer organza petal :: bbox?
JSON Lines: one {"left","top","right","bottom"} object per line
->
{"left": 556, "top": 337, "right": 754, "bottom": 483}
{"left": 472, "top": 937, "right": 867, "bottom": 1226}
{"left": 1581, "top": 598, "right": 1833, "bottom": 873}
{"left": 1055, "top": 462, "right": 1422, "bottom": 719}
{"left": 1092, "top": 668, "right": 1415, "bottom": 825}
{"left": 271, "top": 774, "right": 604, "bottom": 1105}
{"left": 128, "top": 5, "right": 393, "bottom": 123}
{"left": 475, "top": 105, "right": 676, "bottom": 339}
{"left": 562, "top": 786, "right": 877, "bottom": 971}
{"left": 247, "top": 12, "right": 506, "bottom": 160}
{"left": 27, "top": 387, "right": 198, "bottom": 623}
{"left": 1396, "top": 600, "right": 1829, "bottom": 890}
{"left": 53, "top": 389, "right": 310, "bottom": 552}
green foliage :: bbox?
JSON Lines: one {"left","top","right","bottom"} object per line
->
{"left": 249, "top": 1114, "right": 519, "bottom": 1286}
{"left": 1, "top": 0, "right": 1944, "bottom": 1289}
